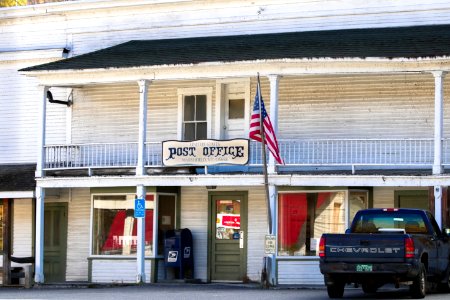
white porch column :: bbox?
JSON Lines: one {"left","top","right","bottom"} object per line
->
{"left": 34, "top": 187, "right": 45, "bottom": 283}
{"left": 432, "top": 71, "right": 446, "bottom": 175}
{"left": 267, "top": 75, "right": 280, "bottom": 174}
{"left": 435, "top": 186, "right": 443, "bottom": 228}
{"left": 36, "top": 86, "right": 49, "bottom": 178}
{"left": 137, "top": 80, "right": 150, "bottom": 176}
{"left": 268, "top": 184, "right": 278, "bottom": 286}
{"left": 136, "top": 184, "right": 146, "bottom": 283}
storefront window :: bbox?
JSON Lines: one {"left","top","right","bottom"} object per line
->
{"left": 349, "top": 190, "right": 368, "bottom": 224}
{"left": 278, "top": 192, "right": 346, "bottom": 256}
{"left": 92, "top": 194, "right": 154, "bottom": 256}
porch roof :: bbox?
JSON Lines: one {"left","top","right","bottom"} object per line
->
{"left": 0, "top": 164, "right": 36, "bottom": 192}
{"left": 20, "top": 24, "right": 450, "bottom": 73}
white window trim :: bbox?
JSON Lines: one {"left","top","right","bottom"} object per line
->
{"left": 276, "top": 189, "right": 349, "bottom": 259}
{"left": 89, "top": 192, "right": 157, "bottom": 257}
{"left": 177, "top": 87, "right": 213, "bottom": 140}
{"left": 214, "top": 78, "right": 251, "bottom": 139}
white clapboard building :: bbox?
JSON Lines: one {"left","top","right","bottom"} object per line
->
{"left": 1, "top": 0, "right": 450, "bottom": 286}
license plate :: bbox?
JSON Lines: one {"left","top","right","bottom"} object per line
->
{"left": 356, "top": 264, "right": 373, "bottom": 272}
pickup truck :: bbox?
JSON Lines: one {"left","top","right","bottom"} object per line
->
{"left": 319, "top": 208, "right": 450, "bottom": 299}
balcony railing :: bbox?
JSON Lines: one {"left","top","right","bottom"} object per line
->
{"left": 43, "top": 138, "right": 450, "bottom": 171}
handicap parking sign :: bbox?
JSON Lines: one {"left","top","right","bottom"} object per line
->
{"left": 134, "top": 198, "right": 145, "bottom": 218}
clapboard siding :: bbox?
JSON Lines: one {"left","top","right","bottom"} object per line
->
{"left": 179, "top": 186, "right": 208, "bottom": 281}
{"left": 12, "top": 199, "right": 33, "bottom": 257}
{"left": 0, "top": 63, "right": 67, "bottom": 163}
{"left": 91, "top": 259, "right": 152, "bottom": 283}
{"left": 373, "top": 187, "right": 428, "bottom": 209}
{"left": 247, "top": 187, "right": 268, "bottom": 282}
{"left": 72, "top": 80, "right": 216, "bottom": 143}
{"left": 65, "top": 188, "right": 90, "bottom": 281}
{"left": 277, "top": 260, "right": 323, "bottom": 285}
{"left": 275, "top": 74, "right": 442, "bottom": 139}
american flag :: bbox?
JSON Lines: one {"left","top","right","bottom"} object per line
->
{"left": 249, "top": 81, "right": 284, "bottom": 165}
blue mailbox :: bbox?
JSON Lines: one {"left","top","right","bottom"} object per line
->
{"left": 164, "top": 228, "right": 194, "bottom": 279}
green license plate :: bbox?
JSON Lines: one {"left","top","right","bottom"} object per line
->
{"left": 356, "top": 264, "right": 373, "bottom": 272}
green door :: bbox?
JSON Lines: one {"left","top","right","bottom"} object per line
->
{"left": 209, "top": 192, "right": 247, "bottom": 282}
{"left": 44, "top": 203, "right": 68, "bottom": 283}
{"left": 395, "top": 190, "right": 429, "bottom": 210}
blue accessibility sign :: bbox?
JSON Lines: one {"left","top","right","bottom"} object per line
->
{"left": 134, "top": 198, "right": 145, "bottom": 218}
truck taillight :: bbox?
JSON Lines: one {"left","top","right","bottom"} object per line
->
{"left": 405, "top": 237, "right": 415, "bottom": 258}
{"left": 319, "top": 236, "right": 326, "bottom": 257}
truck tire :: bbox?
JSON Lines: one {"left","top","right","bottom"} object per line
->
{"left": 437, "top": 264, "right": 450, "bottom": 292}
{"left": 410, "top": 263, "right": 426, "bottom": 299}
{"left": 327, "top": 282, "right": 345, "bottom": 299}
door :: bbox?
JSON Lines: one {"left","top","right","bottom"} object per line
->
{"left": 395, "top": 190, "right": 429, "bottom": 210}
{"left": 209, "top": 192, "right": 247, "bottom": 281}
{"left": 222, "top": 82, "right": 248, "bottom": 139}
{"left": 44, "top": 203, "right": 68, "bottom": 282}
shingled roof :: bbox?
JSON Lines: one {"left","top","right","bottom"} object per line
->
{"left": 0, "top": 164, "right": 36, "bottom": 192}
{"left": 21, "top": 24, "right": 450, "bottom": 72}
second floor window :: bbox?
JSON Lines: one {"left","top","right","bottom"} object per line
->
{"left": 183, "top": 95, "right": 207, "bottom": 140}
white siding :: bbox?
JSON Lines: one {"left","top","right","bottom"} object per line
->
{"left": 247, "top": 187, "right": 268, "bottom": 282}
{"left": 179, "top": 186, "right": 208, "bottom": 281}
{"left": 373, "top": 187, "right": 429, "bottom": 208}
{"left": 65, "top": 188, "right": 90, "bottom": 281}
{"left": 91, "top": 259, "right": 153, "bottom": 283}
{"left": 275, "top": 74, "right": 442, "bottom": 139}
{"left": 277, "top": 260, "right": 322, "bottom": 285}
{"left": 12, "top": 198, "right": 33, "bottom": 257}
{"left": 0, "top": 62, "right": 67, "bottom": 164}
{"left": 72, "top": 80, "right": 216, "bottom": 143}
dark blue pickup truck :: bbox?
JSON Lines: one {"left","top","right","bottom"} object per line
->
{"left": 319, "top": 208, "right": 450, "bottom": 299}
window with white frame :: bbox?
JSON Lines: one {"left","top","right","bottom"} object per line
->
{"left": 91, "top": 193, "right": 177, "bottom": 256}
{"left": 178, "top": 88, "right": 212, "bottom": 141}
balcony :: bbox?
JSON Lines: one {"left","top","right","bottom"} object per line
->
{"left": 43, "top": 139, "right": 450, "bottom": 174}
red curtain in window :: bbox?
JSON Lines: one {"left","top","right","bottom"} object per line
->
{"left": 278, "top": 193, "right": 307, "bottom": 249}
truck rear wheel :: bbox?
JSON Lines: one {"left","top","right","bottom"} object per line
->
{"left": 410, "top": 263, "right": 426, "bottom": 299}
{"left": 327, "top": 282, "right": 345, "bottom": 298}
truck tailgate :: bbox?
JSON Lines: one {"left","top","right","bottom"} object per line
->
{"left": 323, "top": 233, "right": 406, "bottom": 263}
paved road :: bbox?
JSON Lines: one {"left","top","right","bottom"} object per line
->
{"left": 0, "top": 283, "right": 449, "bottom": 300}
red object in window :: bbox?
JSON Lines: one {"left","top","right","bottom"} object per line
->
{"left": 278, "top": 193, "right": 307, "bottom": 248}
{"left": 221, "top": 215, "right": 240, "bottom": 228}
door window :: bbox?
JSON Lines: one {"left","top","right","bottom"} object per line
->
{"left": 215, "top": 199, "right": 241, "bottom": 240}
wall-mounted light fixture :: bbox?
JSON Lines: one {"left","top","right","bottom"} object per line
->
{"left": 47, "top": 90, "right": 72, "bottom": 107}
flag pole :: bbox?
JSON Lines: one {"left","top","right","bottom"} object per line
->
{"left": 257, "top": 73, "right": 272, "bottom": 235}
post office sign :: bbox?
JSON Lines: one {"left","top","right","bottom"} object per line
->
{"left": 162, "top": 139, "right": 249, "bottom": 166}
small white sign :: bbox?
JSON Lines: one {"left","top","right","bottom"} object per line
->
{"left": 167, "top": 250, "right": 178, "bottom": 262}
{"left": 264, "top": 235, "right": 276, "bottom": 254}
{"left": 184, "top": 247, "right": 191, "bottom": 258}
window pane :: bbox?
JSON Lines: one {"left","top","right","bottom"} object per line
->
{"left": 229, "top": 99, "right": 245, "bottom": 119}
{"left": 216, "top": 199, "right": 241, "bottom": 240}
{"left": 184, "top": 96, "right": 195, "bottom": 121}
{"left": 184, "top": 123, "right": 195, "bottom": 141}
{"left": 92, "top": 194, "right": 154, "bottom": 256}
{"left": 349, "top": 191, "right": 368, "bottom": 223}
{"left": 278, "top": 192, "right": 345, "bottom": 256}
{"left": 196, "top": 95, "right": 207, "bottom": 121}
{"left": 196, "top": 122, "right": 207, "bottom": 140}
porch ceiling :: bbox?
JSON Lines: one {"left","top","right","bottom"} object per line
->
{"left": 19, "top": 24, "right": 450, "bottom": 85}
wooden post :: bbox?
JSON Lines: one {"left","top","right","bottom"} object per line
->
{"left": 2, "top": 199, "right": 11, "bottom": 285}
